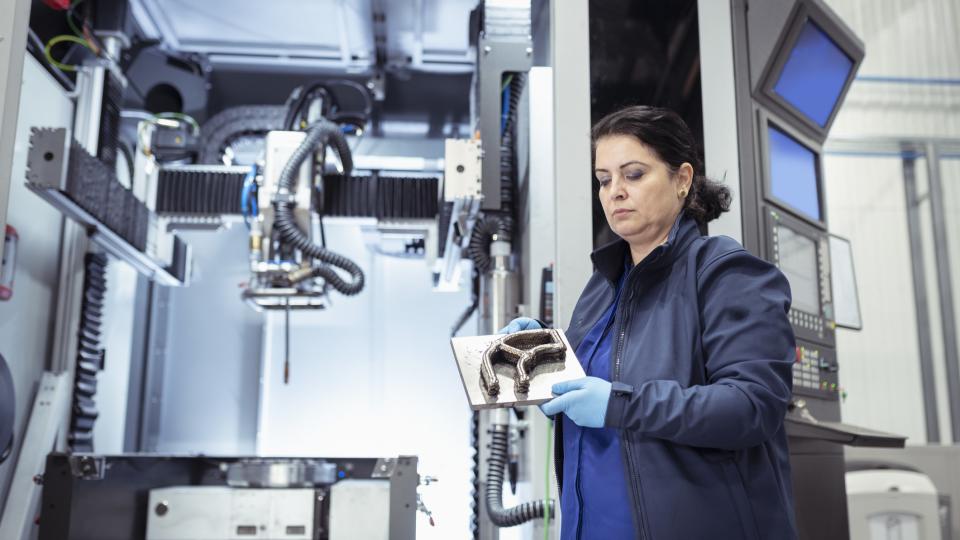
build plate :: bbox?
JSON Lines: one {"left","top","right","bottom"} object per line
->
{"left": 450, "top": 330, "right": 585, "bottom": 410}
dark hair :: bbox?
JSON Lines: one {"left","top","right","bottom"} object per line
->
{"left": 591, "top": 105, "right": 731, "bottom": 227}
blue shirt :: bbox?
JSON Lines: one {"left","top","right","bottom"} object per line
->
{"left": 560, "top": 259, "right": 633, "bottom": 539}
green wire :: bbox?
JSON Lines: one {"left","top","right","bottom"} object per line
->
{"left": 44, "top": 34, "right": 92, "bottom": 72}
{"left": 502, "top": 74, "right": 514, "bottom": 91}
{"left": 544, "top": 418, "right": 553, "bottom": 539}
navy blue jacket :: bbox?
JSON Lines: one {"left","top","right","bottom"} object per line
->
{"left": 556, "top": 213, "right": 798, "bottom": 539}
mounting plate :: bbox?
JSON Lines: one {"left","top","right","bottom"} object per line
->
{"left": 450, "top": 329, "right": 585, "bottom": 410}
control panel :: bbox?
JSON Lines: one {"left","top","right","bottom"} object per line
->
{"left": 765, "top": 207, "right": 836, "bottom": 348}
{"left": 791, "top": 338, "right": 840, "bottom": 401}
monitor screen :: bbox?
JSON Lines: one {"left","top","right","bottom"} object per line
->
{"left": 773, "top": 19, "right": 854, "bottom": 128}
{"left": 777, "top": 225, "right": 820, "bottom": 315}
{"left": 768, "top": 123, "right": 821, "bottom": 222}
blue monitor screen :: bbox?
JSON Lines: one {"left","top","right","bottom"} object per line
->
{"left": 769, "top": 124, "right": 821, "bottom": 221}
{"left": 773, "top": 19, "right": 854, "bottom": 128}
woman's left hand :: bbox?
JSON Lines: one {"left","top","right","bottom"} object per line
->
{"left": 540, "top": 376, "right": 612, "bottom": 428}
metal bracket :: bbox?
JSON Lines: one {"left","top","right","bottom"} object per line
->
{"left": 372, "top": 457, "right": 397, "bottom": 479}
{"left": 68, "top": 455, "right": 106, "bottom": 480}
{"left": 477, "top": 0, "right": 533, "bottom": 210}
{"left": 480, "top": 329, "right": 566, "bottom": 396}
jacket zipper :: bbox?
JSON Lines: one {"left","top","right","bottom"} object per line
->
{"left": 614, "top": 283, "right": 649, "bottom": 540}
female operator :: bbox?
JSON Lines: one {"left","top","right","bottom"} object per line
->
{"left": 502, "top": 106, "right": 797, "bottom": 539}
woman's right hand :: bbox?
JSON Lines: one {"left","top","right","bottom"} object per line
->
{"left": 498, "top": 317, "right": 543, "bottom": 334}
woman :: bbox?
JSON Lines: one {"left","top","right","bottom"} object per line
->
{"left": 503, "top": 106, "right": 797, "bottom": 539}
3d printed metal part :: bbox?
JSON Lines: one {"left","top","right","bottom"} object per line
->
{"left": 480, "top": 329, "right": 567, "bottom": 396}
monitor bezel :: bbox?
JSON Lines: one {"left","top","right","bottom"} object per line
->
{"left": 762, "top": 206, "right": 836, "bottom": 349}
{"left": 757, "top": 108, "right": 827, "bottom": 230}
{"left": 756, "top": 0, "right": 865, "bottom": 141}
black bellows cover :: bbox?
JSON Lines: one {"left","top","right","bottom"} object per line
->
{"left": 323, "top": 174, "right": 440, "bottom": 220}
{"left": 155, "top": 168, "right": 246, "bottom": 215}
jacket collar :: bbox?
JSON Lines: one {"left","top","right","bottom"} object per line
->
{"left": 590, "top": 211, "right": 701, "bottom": 285}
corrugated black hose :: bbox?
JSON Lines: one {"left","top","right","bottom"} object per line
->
{"left": 486, "top": 425, "right": 555, "bottom": 526}
{"left": 273, "top": 120, "right": 365, "bottom": 296}
{"left": 466, "top": 74, "right": 523, "bottom": 273}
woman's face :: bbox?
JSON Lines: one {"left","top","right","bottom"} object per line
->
{"left": 594, "top": 134, "right": 691, "bottom": 246}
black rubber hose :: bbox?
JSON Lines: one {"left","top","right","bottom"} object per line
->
{"left": 273, "top": 120, "right": 364, "bottom": 296}
{"left": 486, "top": 426, "right": 555, "bottom": 526}
{"left": 466, "top": 216, "right": 503, "bottom": 275}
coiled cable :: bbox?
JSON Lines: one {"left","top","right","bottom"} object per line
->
{"left": 273, "top": 120, "right": 364, "bottom": 296}
{"left": 486, "top": 424, "right": 555, "bottom": 526}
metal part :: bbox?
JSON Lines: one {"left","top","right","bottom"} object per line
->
{"left": 244, "top": 130, "right": 333, "bottom": 310}
{"left": 242, "top": 287, "right": 327, "bottom": 311}
{"left": 330, "top": 480, "right": 391, "bottom": 540}
{"left": 225, "top": 459, "right": 337, "bottom": 488}
{"left": 480, "top": 329, "right": 566, "bottom": 396}
{"left": 68, "top": 455, "right": 106, "bottom": 480}
{"left": 451, "top": 329, "right": 584, "bottom": 410}
{"left": 548, "top": 0, "right": 593, "bottom": 331}
{"left": 698, "top": 0, "right": 744, "bottom": 241}
{"left": 436, "top": 196, "right": 481, "bottom": 291}
{"left": 477, "top": 0, "right": 532, "bottom": 210}
{"left": 923, "top": 143, "right": 960, "bottom": 442}
{"left": 478, "top": 241, "right": 518, "bottom": 334}
{"left": 284, "top": 298, "right": 291, "bottom": 384}
{"left": 903, "top": 156, "right": 942, "bottom": 443}
{"left": 146, "top": 486, "right": 316, "bottom": 540}
{"left": 444, "top": 139, "right": 483, "bottom": 201}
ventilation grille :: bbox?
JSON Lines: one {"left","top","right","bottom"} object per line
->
{"left": 324, "top": 175, "right": 439, "bottom": 220}
{"left": 156, "top": 167, "right": 247, "bottom": 215}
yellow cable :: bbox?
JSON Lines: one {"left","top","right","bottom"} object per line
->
{"left": 44, "top": 34, "right": 92, "bottom": 72}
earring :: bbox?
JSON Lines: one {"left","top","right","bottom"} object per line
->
{"left": 678, "top": 188, "right": 688, "bottom": 199}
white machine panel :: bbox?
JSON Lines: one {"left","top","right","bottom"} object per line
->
{"left": 146, "top": 486, "right": 314, "bottom": 540}
{"left": 443, "top": 139, "right": 482, "bottom": 201}
{"left": 846, "top": 470, "right": 942, "bottom": 540}
{"left": 329, "top": 480, "right": 390, "bottom": 540}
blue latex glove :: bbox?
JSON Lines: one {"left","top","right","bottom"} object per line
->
{"left": 498, "top": 317, "right": 543, "bottom": 334}
{"left": 539, "top": 377, "right": 612, "bottom": 428}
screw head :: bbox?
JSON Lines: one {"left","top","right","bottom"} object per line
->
{"left": 155, "top": 501, "right": 169, "bottom": 516}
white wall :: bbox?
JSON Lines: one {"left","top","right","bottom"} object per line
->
{"left": 827, "top": 0, "right": 960, "bottom": 139}
{"left": 258, "top": 219, "right": 474, "bottom": 540}
{"left": 823, "top": 0, "right": 960, "bottom": 443}
{"left": 0, "top": 55, "right": 71, "bottom": 513}
{"left": 823, "top": 155, "right": 927, "bottom": 442}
